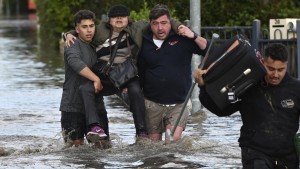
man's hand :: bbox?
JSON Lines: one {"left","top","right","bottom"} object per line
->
{"left": 193, "top": 69, "right": 208, "bottom": 86}
{"left": 177, "top": 25, "right": 207, "bottom": 50}
{"left": 122, "top": 88, "right": 128, "bottom": 93}
{"left": 193, "top": 63, "right": 214, "bottom": 86}
{"left": 79, "top": 67, "right": 103, "bottom": 93}
{"left": 94, "top": 79, "right": 103, "bottom": 94}
{"left": 177, "top": 25, "right": 195, "bottom": 39}
{"left": 65, "top": 33, "right": 76, "bottom": 47}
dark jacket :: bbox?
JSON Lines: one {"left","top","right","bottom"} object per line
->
{"left": 139, "top": 29, "right": 209, "bottom": 104}
{"left": 59, "top": 39, "right": 97, "bottom": 112}
{"left": 200, "top": 74, "right": 300, "bottom": 156}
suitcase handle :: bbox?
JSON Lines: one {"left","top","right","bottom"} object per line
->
{"left": 220, "top": 68, "right": 251, "bottom": 93}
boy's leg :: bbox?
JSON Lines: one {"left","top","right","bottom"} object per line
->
{"left": 61, "top": 111, "right": 86, "bottom": 147}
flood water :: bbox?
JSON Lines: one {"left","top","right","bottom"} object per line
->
{"left": 0, "top": 18, "right": 243, "bottom": 169}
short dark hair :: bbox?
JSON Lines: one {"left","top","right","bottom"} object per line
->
{"left": 149, "top": 4, "right": 170, "bottom": 21}
{"left": 74, "top": 10, "right": 96, "bottom": 26}
{"left": 264, "top": 43, "right": 288, "bottom": 62}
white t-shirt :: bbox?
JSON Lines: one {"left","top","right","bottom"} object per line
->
{"left": 153, "top": 39, "right": 164, "bottom": 48}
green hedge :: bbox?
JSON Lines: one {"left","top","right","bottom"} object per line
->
{"left": 35, "top": 0, "right": 300, "bottom": 51}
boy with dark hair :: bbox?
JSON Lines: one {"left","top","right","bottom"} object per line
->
{"left": 60, "top": 9, "right": 108, "bottom": 147}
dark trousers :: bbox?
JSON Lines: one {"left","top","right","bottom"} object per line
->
{"left": 79, "top": 80, "right": 109, "bottom": 138}
{"left": 124, "top": 77, "right": 147, "bottom": 135}
{"left": 79, "top": 77, "right": 147, "bottom": 136}
{"left": 241, "top": 147, "right": 299, "bottom": 169}
{"left": 61, "top": 111, "right": 86, "bottom": 142}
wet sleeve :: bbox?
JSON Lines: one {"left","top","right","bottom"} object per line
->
{"left": 170, "top": 19, "right": 182, "bottom": 32}
{"left": 64, "top": 41, "right": 87, "bottom": 73}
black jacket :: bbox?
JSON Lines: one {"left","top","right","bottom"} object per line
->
{"left": 200, "top": 74, "right": 300, "bottom": 156}
{"left": 139, "top": 29, "right": 208, "bottom": 104}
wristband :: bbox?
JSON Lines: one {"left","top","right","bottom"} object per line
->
{"left": 193, "top": 31, "right": 198, "bottom": 41}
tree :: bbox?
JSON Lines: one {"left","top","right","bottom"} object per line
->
{"left": 35, "top": 0, "right": 86, "bottom": 49}
{"left": 35, "top": 0, "right": 300, "bottom": 50}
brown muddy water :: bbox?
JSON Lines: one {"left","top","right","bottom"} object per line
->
{"left": 0, "top": 18, "right": 242, "bottom": 169}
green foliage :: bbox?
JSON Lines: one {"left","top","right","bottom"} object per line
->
{"left": 201, "top": 0, "right": 300, "bottom": 27}
{"left": 35, "top": 0, "right": 300, "bottom": 51}
{"left": 131, "top": 0, "right": 188, "bottom": 21}
{"left": 130, "top": 1, "right": 150, "bottom": 21}
{"left": 129, "top": 1, "right": 178, "bottom": 21}
{"left": 35, "top": 0, "right": 86, "bottom": 49}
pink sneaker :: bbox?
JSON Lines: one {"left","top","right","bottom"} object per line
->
{"left": 136, "top": 132, "right": 148, "bottom": 139}
{"left": 136, "top": 132, "right": 148, "bottom": 141}
{"left": 87, "top": 125, "right": 107, "bottom": 143}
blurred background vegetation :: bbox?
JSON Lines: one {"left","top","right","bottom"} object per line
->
{"left": 30, "top": 0, "right": 300, "bottom": 50}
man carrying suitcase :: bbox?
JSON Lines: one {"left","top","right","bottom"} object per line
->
{"left": 195, "top": 43, "right": 300, "bottom": 169}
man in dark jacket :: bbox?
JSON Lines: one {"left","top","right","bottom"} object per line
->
{"left": 195, "top": 43, "right": 300, "bottom": 168}
{"left": 138, "top": 4, "right": 208, "bottom": 144}
{"left": 60, "top": 10, "right": 108, "bottom": 147}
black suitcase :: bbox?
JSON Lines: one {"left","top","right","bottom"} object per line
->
{"left": 202, "top": 34, "right": 266, "bottom": 110}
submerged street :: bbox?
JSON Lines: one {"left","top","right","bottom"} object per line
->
{"left": 0, "top": 18, "right": 242, "bottom": 169}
